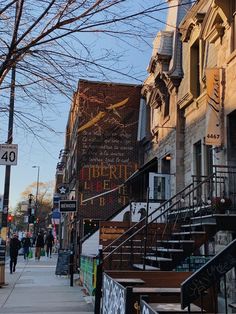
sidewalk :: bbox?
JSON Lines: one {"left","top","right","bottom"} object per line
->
{"left": 0, "top": 253, "right": 94, "bottom": 314}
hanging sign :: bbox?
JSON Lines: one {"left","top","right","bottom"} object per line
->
{"left": 57, "top": 185, "right": 69, "bottom": 195}
{"left": 59, "top": 200, "right": 77, "bottom": 212}
{"left": 0, "top": 144, "right": 18, "bottom": 165}
{"left": 205, "top": 68, "right": 222, "bottom": 146}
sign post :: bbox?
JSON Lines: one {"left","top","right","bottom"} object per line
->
{"left": 58, "top": 199, "right": 77, "bottom": 285}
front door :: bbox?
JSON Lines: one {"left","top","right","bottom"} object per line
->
{"left": 149, "top": 172, "right": 171, "bottom": 201}
{"left": 227, "top": 110, "right": 236, "bottom": 207}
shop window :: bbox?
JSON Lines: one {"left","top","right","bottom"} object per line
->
{"left": 83, "top": 219, "right": 99, "bottom": 237}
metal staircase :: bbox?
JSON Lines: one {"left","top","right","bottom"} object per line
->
{"left": 102, "top": 165, "right": 236, "bottom": 272}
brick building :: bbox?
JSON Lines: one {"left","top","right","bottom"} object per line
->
{"left": 58, "top": 79, "right": 141, "bottom": 249}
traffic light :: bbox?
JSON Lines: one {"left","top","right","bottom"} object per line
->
{"left": 7, "top": 214, "right": 12, "bottom": 222}
{"left": 28, "top": 215, "right": 35, "bottom": 224}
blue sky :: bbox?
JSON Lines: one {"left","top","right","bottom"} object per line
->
{"left": 0, "top": 1, "right": 168, "bottom": 209}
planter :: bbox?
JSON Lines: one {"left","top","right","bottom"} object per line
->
{"left": 211, "top": 197, "right": 232, "bottom": 214}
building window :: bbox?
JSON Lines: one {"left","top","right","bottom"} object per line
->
{"left": 190, "top": 40, "right": 200, "bottom": 98}
{"left": 137, "top": 97, "right": 147, "bottom": 141}
{"left": 231, "top": 0, "right": 236, "bottom": 51}
{"left": 151, "top": 107, "right": 159, "bottom": 134}
{"left": 163, "top": 94, "right": 170, "bottom": 119}
{"left": 161, "top": 155, "right": 171, "bottom": 174}
{"left": 150, "top": 81, "right": 170, "bottom": 135}
{"left": 205, "top": 144, "right": 213, "bottom": 176}
{"left": 194, "top": 140, "right": 202, "bottom": 179}
{"left": 203, "top": 42, "right": 217, "bottom": 71}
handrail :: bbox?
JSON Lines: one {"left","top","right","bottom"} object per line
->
{"left": 80, "top": 204, "right": 129, "bottom": 245}
{"left": 181, "top": 238, "right": 236, "bottom": 309}
{"left": 103, "top": 172, "right": 219, "bottom": 261}
{"left": 103, "top": 182, "right": 193, "bottom": 258}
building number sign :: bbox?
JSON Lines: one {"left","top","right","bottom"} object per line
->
{"left": 0, "top": 144, "right": 18, "bottom": 165}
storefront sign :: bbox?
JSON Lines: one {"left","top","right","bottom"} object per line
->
{"left": 205, "top": 68, "right": 222, "bottom": 146}
{"left": 59, "top": 200, "right": 76, "bottom": 212}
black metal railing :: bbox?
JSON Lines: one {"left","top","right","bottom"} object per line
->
{"left": 102, "top": 167, "right": 233, "bottom": 270}
{"left": 181, "top": 238, "right": 236, "bottom": 313}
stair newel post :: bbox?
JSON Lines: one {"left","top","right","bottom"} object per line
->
{"left": 129, "top": 202, "right": 134, "bottom": 267}
{"left": 125, "top": 286, "right": 133, "bottom": 314}
{"left": 143, "top": 187, "right": 150, "bottom": 271}
{"left": 200, "top": 292, "right": 204, "bottom": 314}
{"left": 94, "top": 246, "right": 103, "bottom": 314}
{"left": 223, "top": 274, "right": 228, "bottom": 314}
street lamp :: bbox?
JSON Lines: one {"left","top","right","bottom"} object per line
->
{"left": 32, "top": 166, "right": 40, "bottom": 231}
{"left": 28, "top": 193, "right": 34, "bottom": 232}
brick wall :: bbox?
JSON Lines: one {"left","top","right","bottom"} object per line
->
{"left": 75, "top": 80, "right": 141, "bottom": 220}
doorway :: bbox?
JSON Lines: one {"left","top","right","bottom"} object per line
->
{"left": 227, "top": 110, "right": 236, "bottom": 166}
{"left": 227, "top": 111, "right": 236, "bottom": 206}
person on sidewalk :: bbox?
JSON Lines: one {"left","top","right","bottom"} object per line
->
{"left": 21, "top": 232, "right": 31, "bottom": 260}
{"left": 9, "top": 233, "right": 21, "bottom": 273}
{"left": 45, "top": 230, "right": 54, "bottom": 258}
{"left": 35, "top": 231, "right": 44, "bottom": 260}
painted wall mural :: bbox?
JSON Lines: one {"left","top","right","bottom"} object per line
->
{"left": 77, "top": 80, "right": 141, "bottom": 220}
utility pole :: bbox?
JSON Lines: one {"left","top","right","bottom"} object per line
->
{"left": 1, "top": 0, "right": 19, "bottom": 240}
{"left": 32, "top": 165, "right": 40, "bottom": 234}
{"left": 2, "top": 65, "right": 16, "bottom": 240}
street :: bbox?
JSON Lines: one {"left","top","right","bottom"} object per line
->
{"left": 0, "top": 253, "right": 94, "bottom": 314}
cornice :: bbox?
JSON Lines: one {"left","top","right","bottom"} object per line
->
{"left": 177, "top": 92, "right": 194, "bottom": 110}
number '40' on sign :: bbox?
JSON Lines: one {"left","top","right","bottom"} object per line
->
{"left": 0, "top": 144, "right": 18, "bottom": 166}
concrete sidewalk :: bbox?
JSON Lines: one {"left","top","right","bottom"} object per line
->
{"left": 0, "top": 253, "right": 94, "bottom": 314}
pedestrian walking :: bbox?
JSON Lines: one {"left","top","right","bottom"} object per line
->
{"left": 35, "top": 231, "right": 44, "bottom": 260}
{"left": 45, "top": 230, "right": 54, "bottom": 258}
{"left": 9, "top": 233, "right": 21, "bottom": 273}
{"left": 21, "top": 232, "right": 31, "bottom": 259}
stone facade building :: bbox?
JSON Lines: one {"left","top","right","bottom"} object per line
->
{"left": 140, "top": 0, "right": 236, "bottom": 307}
{"left": 141, "top": 0, "right": 236, "bottom": 209}
{"left": 139, "top": 0, "right": 192, "bottom": 197}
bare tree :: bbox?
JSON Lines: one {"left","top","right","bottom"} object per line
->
{"left": 0, "top": 0, "right": 177, "bottom": 133}
{"left": 14, "top": 181, "right": 53, "bottom": 230}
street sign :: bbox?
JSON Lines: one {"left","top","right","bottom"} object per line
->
{"left": 53, "top": 194, "right": 61, "bottom": 207}
{"left": 0, "top": 144, "right": 18, "bottom": 165}
{"left": 59, "top": 200, "right": 77, "bottom": 212}
{"left": 52, "top": 210, "right": 61, "bottom": 219}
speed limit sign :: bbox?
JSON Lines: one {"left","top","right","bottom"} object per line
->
{"left": 0, "top": 144, "right": 18, "bottom": 165}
